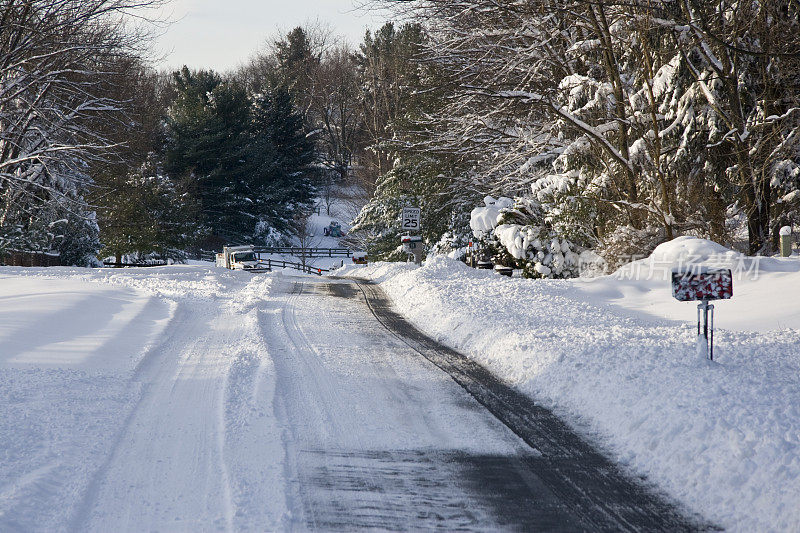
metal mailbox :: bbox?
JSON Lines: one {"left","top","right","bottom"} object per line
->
{"left": 671, "top": 267, "right": 733, "bottom": 362}
{"left": 671, "top": 268, "right": 733, "bottom": 302}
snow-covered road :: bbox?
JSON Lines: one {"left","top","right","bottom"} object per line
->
{"left": 268, "top": 277, "right": 536, "bottom": 530}
{"left": 1, "top": 266, "right": 702, "bottom": 531}
{"left": 76, "top": 297, "right": 279, "bottom": 531}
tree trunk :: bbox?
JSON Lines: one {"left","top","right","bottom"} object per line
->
{"left": 741, "top": 166, "right": 770, "bottom": 255}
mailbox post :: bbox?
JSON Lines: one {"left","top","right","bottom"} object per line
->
{"left": 401, "top": 235, "right": 424, "bottom": 265}
{"left": 780, "top": 226, "right": 792, "bottom": 257}
{"left": 697, "top": 300, "right": 714, "bottom": 359}
{"left": 671, "top": 268, "right": 733, "bottom": 360}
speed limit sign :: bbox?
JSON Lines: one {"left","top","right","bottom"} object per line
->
{"left": 401, "top": 207, "right": 421, "bottom": 231}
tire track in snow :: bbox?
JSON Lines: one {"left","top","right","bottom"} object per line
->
{"left": 216, "top": 363, "right": 236, "bottom": 533}
{"left": 67, "top": 300, "right": 193, "bottom": 532}
{"left": 73, "top": 300, "right": 242, "bottom": 532}
{"left": 270, "top": 280, "right": 403, "bottom": 530}
{"left": 220, "top": 302, "right": 287, "bottom": 532}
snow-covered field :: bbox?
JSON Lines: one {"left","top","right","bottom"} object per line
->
{"left": 339, "top": 237, "right": 800, "bottom": 532}
{"left": 258, "top": 208, "right": 362, "bottom": 272}
{"left": 0, "top": 265, "right": 286, "bottom": 531}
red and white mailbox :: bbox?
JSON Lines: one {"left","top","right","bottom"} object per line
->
{"left": 671, "top": 268, "right": 733, "bottom": 302}
{"left": 671, "top": 268, "right": 733, "bottom": 361}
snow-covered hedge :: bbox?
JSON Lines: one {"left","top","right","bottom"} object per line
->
{"left": 470, "top": 196, "right": 581, "bottom": 279}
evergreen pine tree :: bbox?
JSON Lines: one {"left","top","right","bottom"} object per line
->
{"left": 242, "top": 86, "right": 317, "bottom": 238}
{"left": 165, "top": 69, "right": 316, "bottom": 245}
{"left": 164, "top": 68, "right": 251, "bottom": 242}
{"left": 99, "top": 155, "right": 197, "bottom": 263}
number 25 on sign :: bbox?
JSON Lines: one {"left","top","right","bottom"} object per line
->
{"left": 402, "top": 207, "right": 421, "bottom": 230}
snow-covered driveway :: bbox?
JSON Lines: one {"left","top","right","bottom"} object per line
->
{"left": 1, "top": 265, "right": 701, "bottom": 531}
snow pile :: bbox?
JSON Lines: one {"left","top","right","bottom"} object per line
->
{"left": 469, "top": 196, "right": 512, "bottom": 237}
{"left": 581, "top": 236, "right": 800, "bottom": 332}
{"left": 342, "top": 239, "right": 800, "bottom": 532}
{"left": 645, "top": 235, "right": 740, "bottom": 266}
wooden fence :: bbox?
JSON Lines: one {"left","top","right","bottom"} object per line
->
{"left": 102, "top": 261, "right": 168, "bottom": 268}
{"left": 259, "top": 258, "right": 329, "bottom": 276}
{"left": 254, "top": 247, "right": 352, "bottom": 258}
{"left": 0, "top": 250, "right": 61, "bottom": 267}
{"left": 196, "top": 248, "right": 353, "bottom": 262}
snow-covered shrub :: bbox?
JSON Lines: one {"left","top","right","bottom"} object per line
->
{"left": 469, "top": 196, "right": 513, "bottom": 239}
{"left": 53, "top": 208, "right": 101, "bottom": 266}
{"left": 431, "top": 226, "right": 472, "bottom": 261}
{"left": 531, "top": 171, "right": 599, "bottom": 246}
{"left": 597, "top": 225, "right": 668, "bottom": 273}
{"left": 0, "top": 196, "right": 100, "bottom": 266}
{"left": 470, "top": 196, "right": 581, "bottom": 279}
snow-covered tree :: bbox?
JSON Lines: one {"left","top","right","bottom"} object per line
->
{"left": 164, "top": 70, "right": 316, "bottom": 245}
{"left": 0, "top": 0, "right": 164, "bottom": 263}
{"left": 98, "top": 155, "right": 196, "bottom": 264}
{"left": 370, "top": 0, "right": 800, "bottom": 265}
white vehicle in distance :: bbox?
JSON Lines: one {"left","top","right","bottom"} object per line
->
{"left": 216, "top": 246, "right": 268, "bottom": 272}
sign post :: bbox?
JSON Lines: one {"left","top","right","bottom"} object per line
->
{"left": 400, "top": 207, "right": 422, "bottom": 265}
{"left": 780, "top": 226, "right": 792, "bottom": 257}
{"left": 671, "top": 268, "right": 733, "bottom": 360}
{"left": 401, "top": 207, "right": 421, "bottom": 232}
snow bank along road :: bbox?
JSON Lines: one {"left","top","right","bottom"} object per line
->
{"left": 1, "top": 265, "right": 706, "bottom": 531}
{"left": 344, "top": 240, "right": 800, "bottom": 533}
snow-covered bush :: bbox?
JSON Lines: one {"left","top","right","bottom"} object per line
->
{"left": 530, "top": 171, "right": 600, "bottom": 246}
{"left": 770, "top": 159, "right": 800, "bottom": 247}
{"left": 596, "top": 224, "right": 668, "bottom": 273}
{"left": 430, "top": 226, "right": 472, "bottom": 261}
{"left": 254, "top": 223, "right": 288, "bottom": 247}
{"left": 0, "top": 194, "right": 100, "bottom": 266}
{"left": 469, "top": 196, "right": 512, "bottom": 239}
{"left": 470, "top": 196, "right": 581, "bottom": 279}
{"left": 52, "top": 208, "right": 101, "bottom": 267}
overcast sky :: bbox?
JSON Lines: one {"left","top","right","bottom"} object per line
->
{"left": 148, "top": 1, "right": 387, "bottom": 72}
